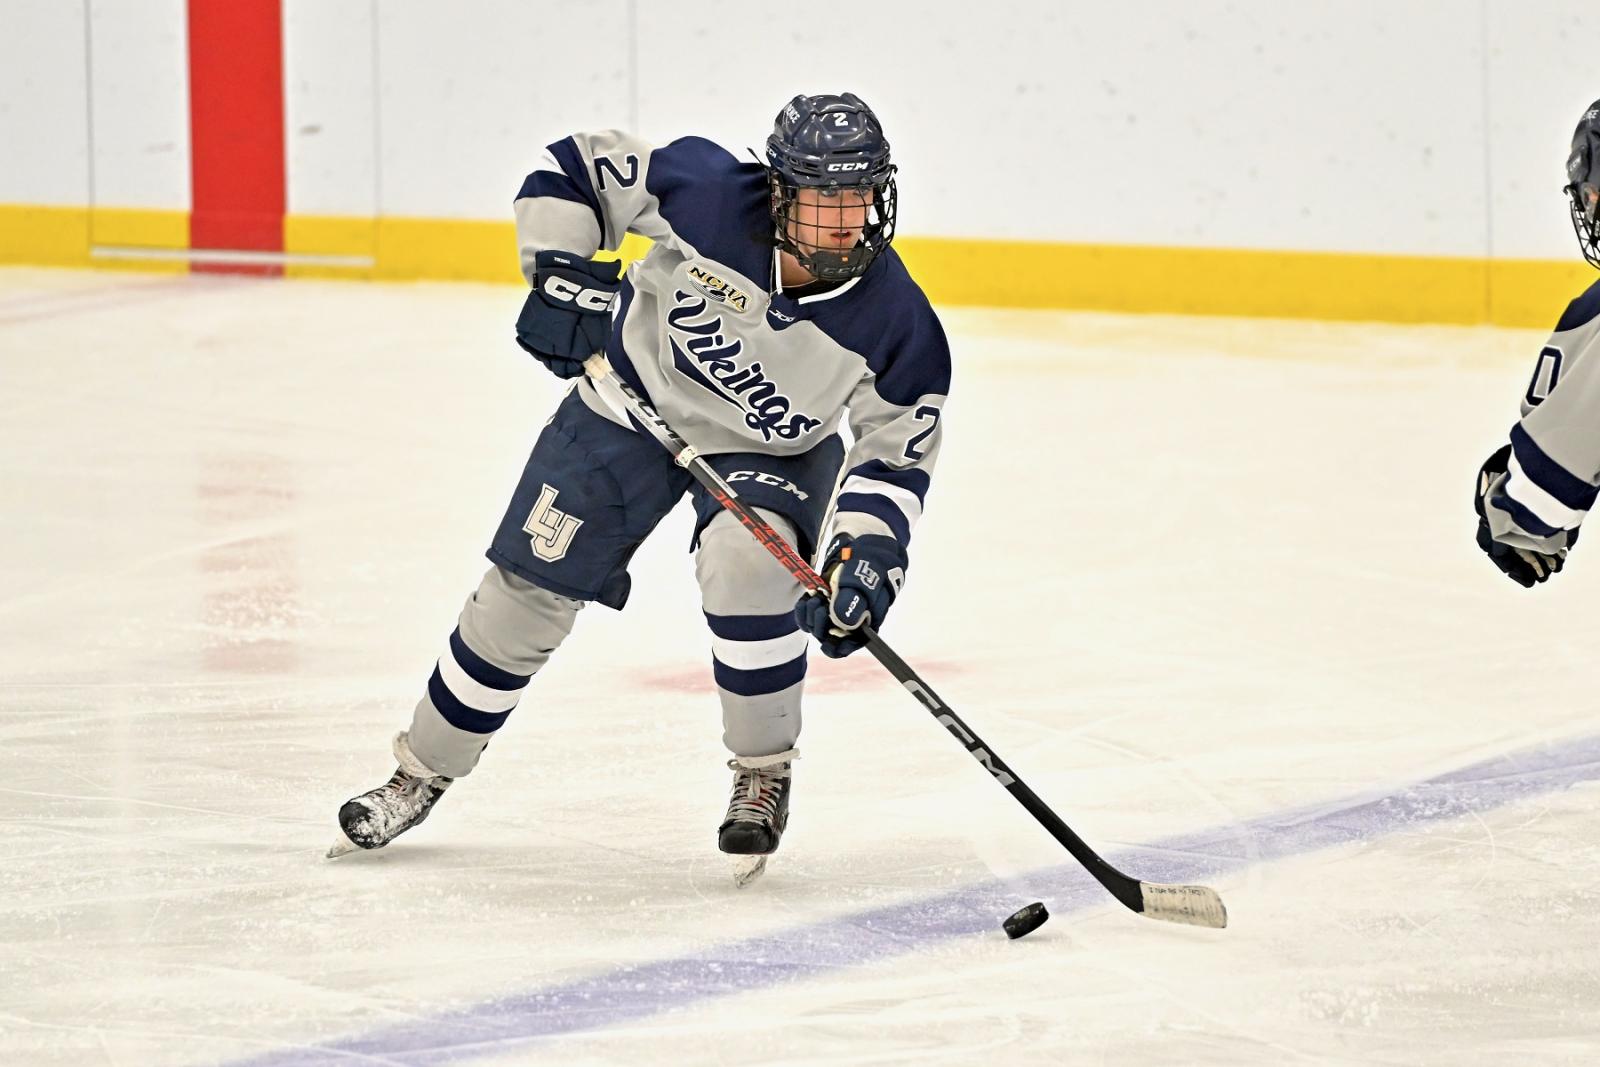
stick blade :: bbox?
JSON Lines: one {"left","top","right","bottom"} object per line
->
{"left": 1138, "top": 882, "right": 1228, "bottom": 928}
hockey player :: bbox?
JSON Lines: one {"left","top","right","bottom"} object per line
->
{"left": 330, "top": 93, "right": 951, "bottom": 883}
{"left": 1474, "top": 99, "right": 1600, "bottom": 587}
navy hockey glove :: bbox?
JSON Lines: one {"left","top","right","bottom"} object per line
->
{"left": 794, "top": 534, "right": 907, "bottom": 658}
{"left": 515, "top": 250, "right": 622, "bottom": 378}
{"left": 1474, "top": 444, "right": 1568, "bottom": 587}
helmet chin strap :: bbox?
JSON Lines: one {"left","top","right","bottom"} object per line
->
{"left": 773, "top": 244, "right": 812, "bottom": 289}
{"left": 791, "top": 245, "right": 865, "bottom": 284}
{"left": 774, "top": 242, "right": 853, "bottom": 289}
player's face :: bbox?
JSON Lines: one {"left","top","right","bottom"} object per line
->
{"left": 785, "top": 186, "right": 874, "bottom": 256}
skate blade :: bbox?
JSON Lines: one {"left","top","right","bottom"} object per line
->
{"left": 325, "top": 829, "right": 361, "bottom": 859}
{"left": 730, "top": 854, "right": 768, "bottom": 888}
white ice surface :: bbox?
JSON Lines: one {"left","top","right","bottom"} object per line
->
{"left": 3, "top": 268, "right": 1599, "bottom": 1066}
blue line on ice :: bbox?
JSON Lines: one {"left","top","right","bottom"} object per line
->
{"left": 223, "top": 733, "right": 1600, "bottom": 1066}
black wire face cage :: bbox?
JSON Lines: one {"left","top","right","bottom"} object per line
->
{"left": 1568, "top": 181, "right": 1600, "bottom": 270}
{"left": 770, "top": 169, "right": 898, "bottom": 283}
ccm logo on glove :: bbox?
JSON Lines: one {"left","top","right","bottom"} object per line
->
{"left": 540, "top": 273, "right": 616, "bottom": 313}
{"left": 516, "top": 250, "right": 623, "bottom": 379}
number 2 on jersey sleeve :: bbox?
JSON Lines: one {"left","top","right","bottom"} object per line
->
{"left": 1526, "top": 345, "right": 1564, "bottom": 407}
{"left": 903, "top": 405, "right": 941, "bottom": 461}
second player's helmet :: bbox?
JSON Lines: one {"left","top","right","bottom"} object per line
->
{"left": 766, "top": 93, "right": 898, "bottom": 282}
{"left": 1565, "top": 99, "right": 1600, "bottom": 269}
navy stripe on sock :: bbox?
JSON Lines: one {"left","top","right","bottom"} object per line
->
{"left": 703, "top": 611, "right": 800, "bottom": 642}
{"left": 448, "top": 628, "right": 529, "bottom": 692}
{"left": 428, "top": 669, "right": 513, "bottom": 735}
{"left": 712, "top": 651, "right": 808, "bottom": 698}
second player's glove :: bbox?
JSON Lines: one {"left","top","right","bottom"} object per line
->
{"left": 794, "top": 534, "right": 907, "bottom": 658}
{"left": 1474, "top": 443, "right": 1569, "bottom": 587}
{"left": 515, "top": 250, "right": 622, "bottom": 378}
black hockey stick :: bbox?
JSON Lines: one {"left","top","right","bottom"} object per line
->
{"left": 583, "top": 355, "right": 1227, "bottom": 928}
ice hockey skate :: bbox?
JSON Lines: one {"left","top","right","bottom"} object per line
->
{"left": 718, "top": 750, "right": 794, "bottom": 887}
{"left": 327, "top": 732, "right": 453, "bottom": 858}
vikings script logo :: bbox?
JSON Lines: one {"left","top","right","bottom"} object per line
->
{"left": 667, "top": 291, "right": 822, "bottom": 442}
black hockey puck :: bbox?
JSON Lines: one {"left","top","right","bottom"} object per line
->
{"left": 1003, "top": 901, "right": 1049, "bottom": 939}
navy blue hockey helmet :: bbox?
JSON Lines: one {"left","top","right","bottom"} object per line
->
{"left": 765, "top": 93, "right": 897, "bottom": 282}
{"left": 1565, "top": 99, "right": 1600, "bottom": 269}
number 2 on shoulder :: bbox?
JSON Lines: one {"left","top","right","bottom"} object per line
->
{"left": 904, "top": 404, "right": 941, "bottom": 461}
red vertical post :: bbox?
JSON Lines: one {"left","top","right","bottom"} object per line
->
{"left": 187, "top": 0, "right": 285, "bottom": 269}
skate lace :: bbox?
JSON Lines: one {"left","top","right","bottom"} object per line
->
{"left": 725, "top": 760, "right": 790, "bottom": 825}
{"left": 360, "top": 773, "right": 435, "bottom": 833}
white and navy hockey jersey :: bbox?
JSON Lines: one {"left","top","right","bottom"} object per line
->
{"left": 1483, "top": 279, "right": 1600, "bottom": 552}
{"left": 513, "top": 131, "right": 951, "bottom": 557}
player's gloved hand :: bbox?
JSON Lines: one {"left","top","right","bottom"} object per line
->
{"left": 794, "top": 534, "right": 907, "bottom": 658}
{"left": 515, "top": 250, "right": 622, "bottom": 378}
{"left": 1474, "top": 444, "right": 1568, "bottom": 587}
